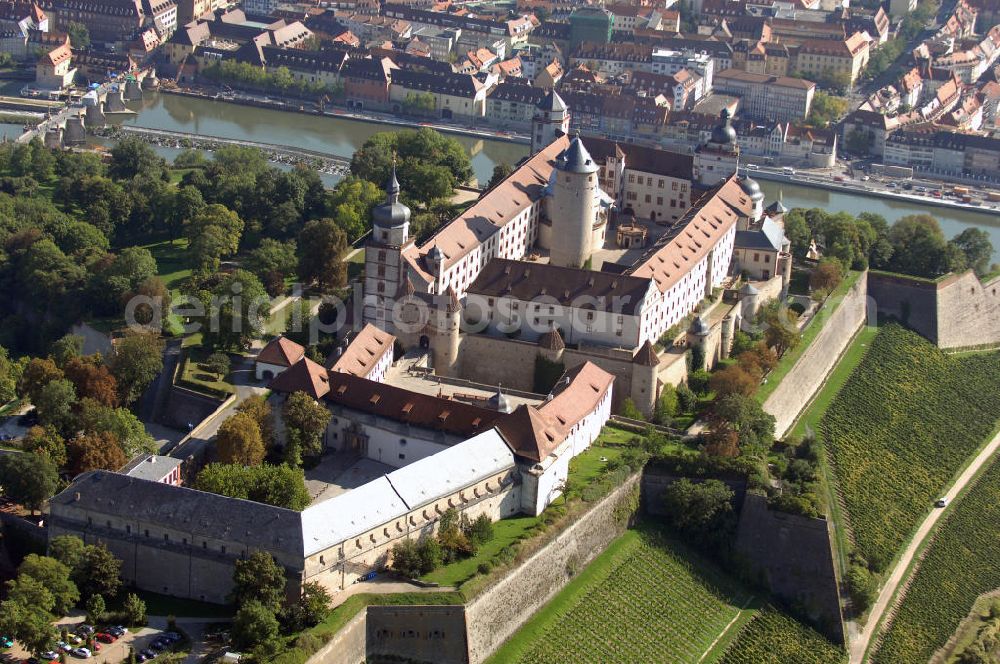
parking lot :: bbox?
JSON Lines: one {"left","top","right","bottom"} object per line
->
{"left": 5, "top": 617, "right": 188, "bottom": 663}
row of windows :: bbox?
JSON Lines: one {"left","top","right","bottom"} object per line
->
{"left": 85, "top": 517, "right": 227, "bottom": 553}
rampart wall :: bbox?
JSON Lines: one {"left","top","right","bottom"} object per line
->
{"left": 867, "top": 270, "right": 1000, "bottom": 349}
{"left": 463, "top": 475, "right": 641, "bottom": 663}
{"left": 763, "top": 272, "right": 870, "bottom": 438}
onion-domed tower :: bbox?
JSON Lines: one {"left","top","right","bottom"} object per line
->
{"left": 694, "top": 109, "right": 740, "bottom": 187}
{"left": 363, "top": 167, "right": 413, "bottom": 330}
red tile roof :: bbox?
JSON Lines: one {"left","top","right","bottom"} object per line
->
{"left": 329, "top": 324, "right": 395, "bottom": 377}
{"left": 257, "top": 336, "right": 306, "bottom": 368}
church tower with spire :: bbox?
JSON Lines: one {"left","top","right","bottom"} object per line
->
{"left": 363, "top": 166, "right": 413, "bottom": 330}
{"left": 532, "top": 89, "right": 570, "bottom": 154}
{"left": 693, "top": 109, "right": 741, "bottom": 187}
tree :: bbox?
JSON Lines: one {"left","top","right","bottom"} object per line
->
{"left": 204, "top": 352, "right": 231, "bottom": 377}
{"left": 247, "top": 239, "right": 297, "bottom": 295}
{"left": 0, "top": 346, "right": 21, "bottom": 405}
{"left": 762, "top": 305, "right": 801, "bottom": 356}
{"left": 194, "top": 463, "right": 310, "bottom": 510}
{"left": 22, "top": 426, "right": 67, "bottom": 468}
{"left": 710, "top": 394, "right": 775, "bottom": 455}
{"left": 653, "top": 385, "right": 678, "bottom": 425}
{"left": 73, "top": 542, "right": 121, "bottom": 600}
{"left": 202, "top": 270, "right": 270, "bottom": 350}
{"left": 282, "top": 391, "right": 332, "bottom": 465}
{"left": 0, "top": 590, "right": 59, "bottom": 654}
{"left": 67, "top": 431, "right": 127, "bottom": 475}
{"left": 0, "top": 449, "right": 58, "bottom": 513}
{"left": 216, "top": 412, "right": 266, "bottom": 466}
{"left": 296, "top": 218, "right": 348, "bottom": 291}
{"left": 17, "top": 357, "right": 63, "bottom": 405}
{"left": 949, "top": 228, "right": 994, "bottom": 277}
{"left": 65, "top": 21, "right": 90, "bottom": 48}
{"left": 324, "top": 177, "right": 383, "bottom": 242}
{"left": 295, "top": 581, "right": 331, "bottom": 627}
{"left": 166, "top": 185, "right": 205, "bottom": 240}
{"left": 402, "top": 91, "right": 436, "bottom": 115}
{"left": 50, "top": 334, "right": 84, "bottom": 367}
{"left": 620, "top": 398, "right": 645, "bottom": 421}
{"left": 810, "top": 257, "right": 843, "bottom": 294}
{"left": 485, "top": 161, "right": 513, "bottom": 191}
{"left": 236, "top": 395, "right": 274, "bottom": 448}
{"left": 77, "top": 398, "right": 156, "bottom": 456}
{"left": 231, "top": 551, "right": 286, "bottom": 612}
{"left": 704, "top": 422, "right": 740, "bottom": 458}
{"left": 85, "top": 594, "right": 105, "bottom": 624}
{"left": 122, "top": 593, "right": 147, "bottom": 626}
{"left": 232, "top": 600, "right": 279, "bottom": 650}
{"left": 806, "top": 91, "right": 848, "bottom": 127}
{"left": 49, "top": 535, "right": 86, "bottom": 572}
{"left": 886, "top": 215, "right": 955, "bottom": 278}
{"left": 109, "top": 332, "right": 163, "bottom": 405}
{"left": 188, "top": 204, "right": 244, "bottom": 272}
{"left": 109, "top": 138, "right": 166, "bottom": 182}
{"left": 709, "top": 365, "right": 759, "bottom": 398}
{"left": 64, "top": 357, "right": 118, "bottom": 407}
{"left": 34, "top": 378, "right": 77, "bottom": 433}
{"left": 737, "top": 343, "right": 778, "bottom": 377}
{"left": 465, "top": 514, "right": 494, "bottom": 547}
{"left": 18, "top": 555, "right": 79, "bottom": 615}
{"left": 662, "top": 478, "right": 734, "bottom": 535}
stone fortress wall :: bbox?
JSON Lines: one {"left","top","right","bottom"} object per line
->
{"left": 868, "top": 270, "right": 1000, "bottom": 350}
{"left": 306, "top": 475, "right": 642, "bottom": 664}
{"left": 763, "top": 272, "right": 870, "bottom": 438}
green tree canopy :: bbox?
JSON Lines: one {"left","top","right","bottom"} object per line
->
{"left": 18, "top": 554, "right": 79, "bottom": 615}
{"left": 0, "top": 453, "right": 58, "bottom": 513}
{"left": 216, "top": 411, "right": 266, "bottom": 466}
{"left": 296, "top": 218, "right": 348, "bottom": 292}
{"left": 282, "top": 391, "right": 332, "bottom": 466}
{"left": 194, "top": 463, "right": 311, "bottom": 510}
{"left": 232, "top": 551, "right": 286, "bottom": 611}
{"left": 109, "top": 332, "right": 164, "bottom": 405}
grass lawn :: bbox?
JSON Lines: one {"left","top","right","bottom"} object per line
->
{"left": 133, "top": 591, "right": 234, "bottom": 619}
{"left": 145, "top": 239, "right": 193, "bottom": 291}
{"left": 788, "top": 324, "right": 879, "bottom": 440}
{"left": 488, "top": 526, "right": 756, "bottom": 664}
{"left": 420, "top": 515, "right": 540, "bottom": 587}
{"left": 179, "top": 348, "right": 234, "bottom": 396}
{"left": 755, "top": 270, "right": 861, "bottom": 403}
{"left": 346, "top": 248, "right": 365, "bottom": 281}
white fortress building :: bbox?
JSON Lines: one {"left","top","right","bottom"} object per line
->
{"left": 362, "top": 92, "right": 788, "bottom": 386}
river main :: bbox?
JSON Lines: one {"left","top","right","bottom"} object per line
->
{"left": 107, "top": 91, "right": 1000, "bottom": 261}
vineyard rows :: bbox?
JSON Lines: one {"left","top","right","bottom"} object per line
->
{"left": 873, "top": 456, "right": 1000, "bottom": 663}
{"left": 509, "top": 532, "right": 746, "bottom": 664}
{"left": 717, "top": 606, "right": 845, "bottom": 664}
{"left": 821, "top": 323, "right": 1000, "bottom": 569}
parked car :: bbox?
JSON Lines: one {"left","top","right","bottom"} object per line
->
{"left": 140, "top": 648, "right": 157, "bottom": 659}
{"left": 66, "top": 634, "right": 82, "bottom": 645}
{"left": 935, "top": 497, "right": 949, "bottom": 507}
{"left": 1, "top": 635, "right": 13, "bottom": 647}
{"left": 41, "top": 651, "right": 59, "bottom": 660}
{"left": 57, "top": 642, "right": 72, "bottom": 653}
{"left": 77, "top": 625, "right": 94, "bottom": 635}
{"left": 70, "top": 648, "right": 91, "bottom": 659}
{"left": 95, "top": 633, "right": 116, "bottom": 644}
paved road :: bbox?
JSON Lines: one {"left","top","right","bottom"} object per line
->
{"left": 849, "top": 429, "right": 1000, "bottom": 663}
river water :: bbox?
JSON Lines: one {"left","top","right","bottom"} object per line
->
{"left": 115, "top": 91, "right": 529, "bottom": 185}
{"left": 7, "top": 89, "right": 1000, "bottom": 260}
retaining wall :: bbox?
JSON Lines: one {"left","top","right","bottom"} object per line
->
{"left": 307, "top": 609, "right": 367, "bottom": 664}
{"left": 463, "top": 475, "right": 640, "bottom": 663}
{"left": 763, "top": 272, "right": 870, "bottom": 438}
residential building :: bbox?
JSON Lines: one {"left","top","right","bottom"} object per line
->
{"left": 123, "top": 454, "right": 183, "bottom": 486}
{"left": 569, "top": 6, "right": 613, "bottom": 49}
{"left": 389, "top": 69, "right": 489, "bottom": 118}
{"left": 713, "top": 68, "right": 816, "bottom": 121}
{"left": 791, "top": 33, "right": 870, "bottom": 87}
{"left": 35, "top": 42, "right": 74, "bottom": 89}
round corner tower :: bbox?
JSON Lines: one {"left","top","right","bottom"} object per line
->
{"left": 549, "top": 136, "right": 599, "bottom": 269}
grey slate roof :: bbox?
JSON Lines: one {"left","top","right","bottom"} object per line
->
{"left": 51, "top": 471, "right": 305, "bottom": 559}
{"left": 122, "top": 454, "right": 182, "bottom": 482}
{"left": 556, "top": 136, "right": 599, "bottom": 174}
{"left": 735, "top": 217, "right": 785, "bottom": 252}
